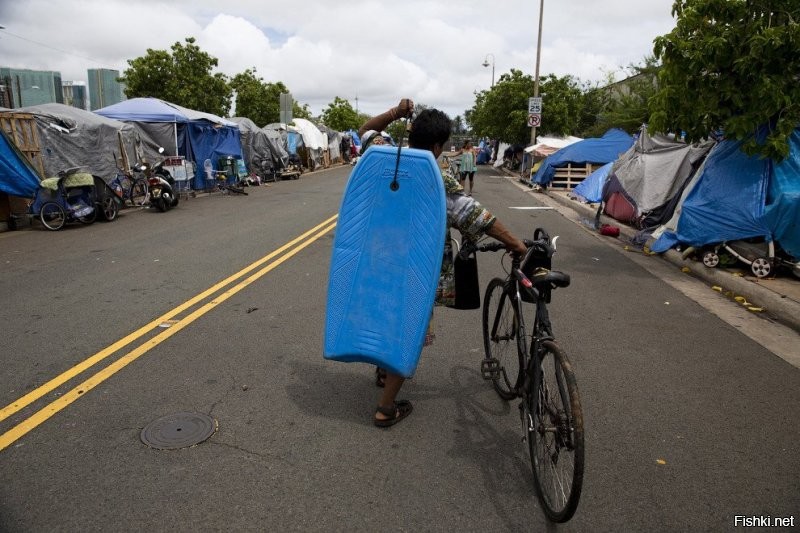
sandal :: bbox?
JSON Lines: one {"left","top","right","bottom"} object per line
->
{"left": 375, "top": 367, "right": 387, "bottom": 388}
{"left": 374, "top": 400, "right": 413, "bottom": 428}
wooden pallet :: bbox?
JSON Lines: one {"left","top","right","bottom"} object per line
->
{"left": 550, "top": 163, "right": 599, "bottom": 190}
{"left": 0, "top": 112, "right": 45, "bottom": 177}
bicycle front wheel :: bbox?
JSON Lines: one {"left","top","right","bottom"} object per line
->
{"left": 482, "top": 277, "right": 525, "bottom": 400}
{"left": 130, "top": 179, "right": 149, "bottom": 207}
{"left": 527, "top": 340, "right": 584, "bottom": 522}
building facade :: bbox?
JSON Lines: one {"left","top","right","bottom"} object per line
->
{"left": 0, "top": 67, "right": 64, "bottom": 108}
{"left": 87, "top": 68, "right": 125, "bottom": 111}
{"left": 62, "top": 81, "right": 88, "bottom": 110}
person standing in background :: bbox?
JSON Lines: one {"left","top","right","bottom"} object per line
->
{"left": 458, "top": 140, "right": 477, "bottom": 196}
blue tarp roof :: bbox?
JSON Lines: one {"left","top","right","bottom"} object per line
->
{"left": 532, "top": 129, "right": 634, "bottom": 185}
{"left": 95, "top": 98, "right": 191, "bottom": 123}
{"left": 652, "top": 128, "right": 800, "bottom": 259}
{"left": 0, "top": 129, "right": 40, "bottom": 197}
{"left": 95, "top": 98, "right": 243, "bottom": 189}
{"left": 572, "top": 161, "right": 612, "bottom": 203}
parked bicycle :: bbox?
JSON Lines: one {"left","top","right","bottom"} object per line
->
{"left": 109, "top": 168, "right": 149, "bottom": 208}
{"left": 464, "top": 227, "right": 584, "bottom": 522}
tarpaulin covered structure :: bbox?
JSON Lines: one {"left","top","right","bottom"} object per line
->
{"left": 571, "top": 162, "right": 612, "bottom": 203}
{"left": 652, "top": 128, "right": 800, "bottom": 259}
{"left": 0, "top": 129, "right": 40, "bottom": 197}
{"left": 96, "top": 97, "right": 243, "bottom": 189}
{"left": 600, "top": 131, "right": 714, "bottom": 228}
{"left": 229, "top": 117, "right": 279, "bottom": 173}
{"left": 532, "top": 129, "right": 633, "bottom": 186}
{"left": 10, "top": 103, "right": 144, "bottom": 181}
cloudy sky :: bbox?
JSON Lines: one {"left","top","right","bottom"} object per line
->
{"left": 0, "top": 0, "right": 677, "bottom": 119}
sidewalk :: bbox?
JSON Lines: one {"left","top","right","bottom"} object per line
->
{"left": 506, "top": 173, "right": 800, "bottom": 335}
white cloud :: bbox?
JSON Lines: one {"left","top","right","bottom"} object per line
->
{"left": 0, "top": 0, "right": 676, "bottom": 120}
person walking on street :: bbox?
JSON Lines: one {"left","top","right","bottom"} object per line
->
{"left": 458, "top": 140, "right": 477, "bottom": 196}
{"left": 358, "top": 99, "right": 528, "bottom": 427}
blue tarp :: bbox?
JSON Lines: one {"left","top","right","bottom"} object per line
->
{"left": 96, "top": 97, "right": 244, "bottom": 189}
{"left": 652, "top": 128, "right": 800, "bottom": 259}
{"left": 0, "top": 129, "right": 40, "bottom": 197}
{"left": 532, "top": 129, "right": 634, "bottom": 185}
{"left": 572, "top": 161, "right": 612, "bottom": 203}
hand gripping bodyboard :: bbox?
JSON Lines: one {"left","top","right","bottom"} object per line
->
{"left": 324, "top": 145, "right": 447, "bottom": 377}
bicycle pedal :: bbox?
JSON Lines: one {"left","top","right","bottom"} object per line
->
{"left": 480, "top": 358, "right": 501, "bottom": 380}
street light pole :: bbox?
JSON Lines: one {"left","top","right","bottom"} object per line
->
{"left": 531, "top": 0, "right": 544, "bottom": 144}
{"left": 482, "top": 53, "right": 495, "bottom": 88}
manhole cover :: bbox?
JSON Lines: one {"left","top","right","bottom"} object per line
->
{"left": 141, "top": 412, "right": 217, "bottom": 450}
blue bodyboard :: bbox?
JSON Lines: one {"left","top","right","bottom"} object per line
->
{"left": 324, "top": 145, "right": 447, "bottom": 377}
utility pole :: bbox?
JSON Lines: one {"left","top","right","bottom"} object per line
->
{"left": 531, "top": 0, "right": 544, "bottom": 144}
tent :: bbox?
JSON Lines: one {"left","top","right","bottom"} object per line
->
{"left": 600, "top": 131, "right": 714, "bottom": 228}
{"left": 96, "top": 97, "right": 243, "bottom": 189}
{"left": 651, "top": 127, "right": 800, "bottom": 260}
{"left": 571, "top": 162, "right": 612, "bottom": 203}
{"left": 229, "top": 117, "right": 279, "bottom": 174}
{"left": 262, "top": 125, "right": 290, "bottom": 167}
{"left": 531, "top": 129, "right": 634, "bottom": 186}
{"left": 10, "top": 103, "right": 143, "bottom": 181}
{"left": 0, "top": 129, "right": 41, "bottom": 197}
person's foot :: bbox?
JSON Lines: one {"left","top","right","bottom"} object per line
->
{"left": 374, "top": 400, "right": 413, "bottom": 427}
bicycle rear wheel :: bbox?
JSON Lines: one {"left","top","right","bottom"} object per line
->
{"left": 527, "top": 340, "right": 584, "bottom": 522}
{"left": 482, "top": 277, "right": 525, "bottom": 400}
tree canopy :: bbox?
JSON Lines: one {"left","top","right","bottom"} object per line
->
{"left": 121, "top": 37, "right": 232, "bottom": 117}
{"left": 650, "top": 0, "right": 800, "bottom": 159}
{"left": 229, "top": 68, "right": 309, "bottom": 125}
{"left": 467, "top": 70, "right": 593, "bottom": 144}
{"left": 320, "top": 97, "right": 360, "bottom": 131}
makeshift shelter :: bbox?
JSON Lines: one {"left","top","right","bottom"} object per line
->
{"left": 0, "top": 128, "right": 41, "bottom": 197}
{"left": 290, "top": 118, "right": 327, "bottom": 170}
{"left": 651, "top": 127, "right": 800, "bottom": 260}
{"left": 600, "top": 131, "right": 714, "bottom": 229}
{"left": 10, "top": 103, "right": 142, "bottom": 180}
{"left": 229, "top": 117, "right": 278, "bottom": 174}
{"left": 96, "top": 97, "right": 243, "bottom": 189}
{"left": 571, "top": 162, "right": 613, "bottom": 203}
{"left": 522, "top": 135, "right": 582, "bottom": 177}
{"left": 262, "top": 125, "right": 290, "bottom": 167}
{"left": 531, "top": 129, "right": 634, "bottom": 187}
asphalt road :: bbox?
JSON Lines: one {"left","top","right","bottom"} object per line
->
{"left": 1, "top": 163, "right": 798, "bottom": 532}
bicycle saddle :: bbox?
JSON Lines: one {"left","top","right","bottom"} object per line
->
{"left": 529, "top": 268, "right": 571, "bottom": 288}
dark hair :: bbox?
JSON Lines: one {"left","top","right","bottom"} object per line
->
{"left": 408, "top": 109, "right": 451, "bottom": 151}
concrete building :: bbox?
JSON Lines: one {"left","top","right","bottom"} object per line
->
{"left": 87, "top": 68, "right": 126, "bottom": 110}
{"left": 0, "top": 67, "right": 64, "bottom": 108}
{"left": 62, "top": 81, "right": 88, "bottom": 110}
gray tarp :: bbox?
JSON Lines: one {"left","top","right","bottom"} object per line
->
{"left": 10, "top": 103, "right": 152, "bottom": 180}
{"left": 229, "top": 117, "right": 277, "bottom": 172}
{"left": 262, "top": 125, "right": 290, "bottom": 166}
{"left": 609, "top": 132, "right": 714, "bottom": 213}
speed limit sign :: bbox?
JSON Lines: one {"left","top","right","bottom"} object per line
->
{"left": 527, "top": 113, "right": 541, "bottom": 127}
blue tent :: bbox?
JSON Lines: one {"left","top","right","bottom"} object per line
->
{"left": 0, "top": 129, "right": 41, "bottom": 198}
{"left": 96, "top": 97, "right": 243, "bottom": 189}
{"left": 532, "top": 129, "right": 634, "bottom": 185}
{"left": 652, "top": 128, "right": 800, "bottom": 259}
{"left": 572, "top": 161, "right": 612, "bottom": 203}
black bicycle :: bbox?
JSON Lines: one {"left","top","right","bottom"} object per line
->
{"left": 466, "top": 228, "right": 584, "bottom": 522}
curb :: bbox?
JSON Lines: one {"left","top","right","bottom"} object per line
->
{"left": 536, "top": 185, "right": 800, "bottom": 335}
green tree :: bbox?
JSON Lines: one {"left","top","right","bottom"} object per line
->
{"left": 230, "top": 68, "right": 272, "bottom": 125}
{"left": 650, "top": 0, "right": 800, "bottom": 160}
{"left": 321, "top": 97, "right": 360, "bottom": 131}
{"left": 585, "top": 57, "right": 660, "bottom": 137}
{"left": 467, "top": 70, "right": 591, "bottom": 144}
{"left": 121, "top": 37, "right": 231, "bottom": 116}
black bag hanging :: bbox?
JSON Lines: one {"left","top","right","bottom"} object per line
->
{"left": 453, "top": 246, "right": 481, "bottom": 310}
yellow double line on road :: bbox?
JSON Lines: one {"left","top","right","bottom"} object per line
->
{"left": 0, "top": 214, "right": 338, "bottom": 452}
